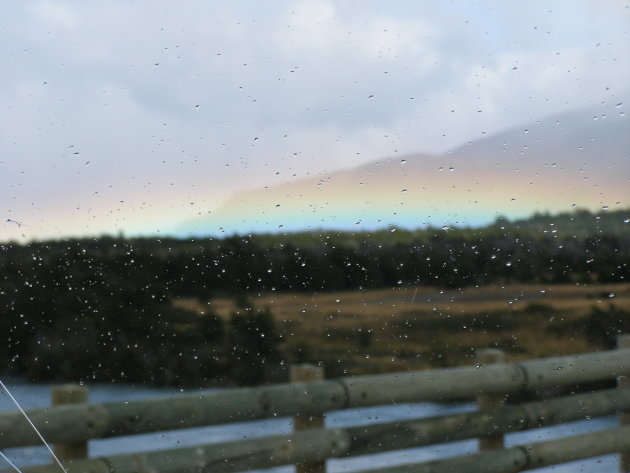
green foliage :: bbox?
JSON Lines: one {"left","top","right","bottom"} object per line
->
{"left": 0, "top": 248, "right": 231, "bottom": 385}
{"left": 198, "top": 313, "right": 225, "bottom": 342}
{"left": 322, "top": 326, "right": 373, "bottom": 348}
{"left": 0, "top": 207, "right": 627, "bottom": 385}
{"left": 233, "top": 292, "right": 253, "bottom": 311}
{"left": 227, "top": 308, "right": 282, "bottom": 385}
{"left": 395, "top": 310, "right": 522, "bottom": 334}
{"left": 290, "top": 342, "right": 315, "bottom": 364}
{"left": 522, "top": 303, "right": 556, "bottom": 316}
{"left": 584, "top": 304, "right": 630, "bottom": 349}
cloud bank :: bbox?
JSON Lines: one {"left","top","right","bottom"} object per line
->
{"left": 1, "top": 1, "right": 628, "bottom": 241}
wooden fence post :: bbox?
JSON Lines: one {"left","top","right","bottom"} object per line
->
{"left": 476, "top": 348, "right": 506, "bottom": 451}
{"left": 290, "top": 364, "right": 326, "bottom": 473}
{"left": 619, "top": 335, "right": 630, "bottom": 473}
{"left": 51, "top": 384, "right": 88, "bottom": 461}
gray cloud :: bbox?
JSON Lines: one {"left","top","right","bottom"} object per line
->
{"left": 1, "top": 0, "right": 628, "bottom": 240}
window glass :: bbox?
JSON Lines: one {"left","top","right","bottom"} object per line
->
{"left": 1, "top": 2, "right": 628, "bottom": 473}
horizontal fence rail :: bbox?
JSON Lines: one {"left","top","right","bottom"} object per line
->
{"left": 4, "top": 388, "right": 630, "bottom": 473}
{"left": 2, "top": 340, "right": 630, "bottom": 473}
{"left": 358, "top": 426, "right": 630, "bottom": 473}
{"left": 1, "top": 348, "right": 630, "bottom": 449}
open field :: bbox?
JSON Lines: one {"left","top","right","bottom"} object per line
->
{"left": 176, "top": 282, "right": 630, "bottom": 378}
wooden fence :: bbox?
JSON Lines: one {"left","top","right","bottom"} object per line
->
{"left": 1, "top": 335, "right": 629, "bottom": 473}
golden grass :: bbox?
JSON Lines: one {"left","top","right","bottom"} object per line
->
{"left": 174, "top": 282, "right": 630, "bottom": 376}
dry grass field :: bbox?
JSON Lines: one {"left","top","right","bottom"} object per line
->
{"left": 175, "top": 282, "right": 630, "bottom": 377}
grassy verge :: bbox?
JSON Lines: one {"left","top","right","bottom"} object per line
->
{"left": 193, "top": 282, "right": 630, "bottom": 379}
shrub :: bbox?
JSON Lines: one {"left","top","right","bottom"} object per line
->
{"left": 584, "top": 304, "right": 630, "bottom": 349}
{"left": 227, "top": 307, "right": 282, "bottom": 385}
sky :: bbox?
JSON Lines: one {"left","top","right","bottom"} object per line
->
{"left": 1, "top": 1, "right": 629, "bottom": 241}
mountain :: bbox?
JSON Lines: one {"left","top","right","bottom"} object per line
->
{"left": 179, "top": 101, "right": 629, "bottom": 236}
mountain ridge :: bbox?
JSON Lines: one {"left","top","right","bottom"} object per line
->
{"left": 178, "top": 99, "right": 629, "bottom": 236}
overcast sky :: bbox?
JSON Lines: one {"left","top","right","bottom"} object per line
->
{"left": 1, "top": 1, "right": 628, "bottom": 241}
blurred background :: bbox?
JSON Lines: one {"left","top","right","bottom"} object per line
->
{"left": 1, "top": 1, "right": 628, "bottom": 240}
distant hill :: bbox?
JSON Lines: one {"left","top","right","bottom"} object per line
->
{"left": 178, "top": 98, "right": 629, "bottom": 236}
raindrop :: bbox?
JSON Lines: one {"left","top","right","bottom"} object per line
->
{"left": 448, "top": 167, "right": 455, "bottom": 172}
{"left": 400, "top": 159, "right": 407, "bottom": 165}
{"left": 401, "top": 189, "right": 408, "bottom": 194}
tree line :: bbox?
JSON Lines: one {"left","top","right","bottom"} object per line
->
{"left": 0, "top": 208, "right": 627, "bottom": 385}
